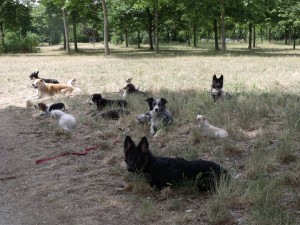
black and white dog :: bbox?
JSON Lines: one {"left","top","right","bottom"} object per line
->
{"left": 92, "top": 109, "right": 131, "bottom": 120}
{"left": 137, "top": 97, "right": 172, "bottom": 136}
{"left": 211, "top": 75, "right": 230, "bottom": 101}
{"left": 29, "top": 70, "right": 59, "bottom": 84}
{"left": 89, "top": 93, "right": 128, "bottom": 111}
{"left": 124, "top": 136, "right": 229, "bottom": 191}
{"left": 36, "top": 102, "right": 65, "bottom": 116}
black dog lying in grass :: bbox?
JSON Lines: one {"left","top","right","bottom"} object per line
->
{"left": 91, "top": 109, "right": 131, "bottom": 120}
{"left": 89, "top": 93, "right": 128, "bottom": 111}
{"left": 124, "top": 136, "right": 230, "bottom": 191}
{"left": 29, "top": 70, "right": 59, "bottom": 84}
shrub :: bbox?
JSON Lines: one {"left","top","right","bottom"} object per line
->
{"left": 22, "top": 32, "right": 40, "bottom": 52}
{"left": 4, "top": 31, "right": 22, "bottom": 53}
{"left": 4, "top": 31, "right": 40, "bottom": 53}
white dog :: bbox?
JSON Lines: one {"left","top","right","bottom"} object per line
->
{"left": 195, "top": 115, "right": 228, "bottom": 138}
{"left": 51, "top": 110, "right": 76, "bottom": 131}
{"left": 67, "top": 78, "right": 77, "bottom": 87}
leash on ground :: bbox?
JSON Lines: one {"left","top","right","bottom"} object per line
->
{"left": 35, "top": 138, "right": 121, "bottom": 164}
{"left": 36, "top": 145, "right": 101, "bottom": 164}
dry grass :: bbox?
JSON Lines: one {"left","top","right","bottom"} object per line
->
{"left": 0, "top": 42, "right": 300, "bottom": 225}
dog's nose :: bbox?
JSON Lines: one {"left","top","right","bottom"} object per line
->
{"left": 155, "top": 108, "right": 158, "bottom": 112}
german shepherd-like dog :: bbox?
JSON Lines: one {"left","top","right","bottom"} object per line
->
{"left": 124, "top": 136, "right": 229, "bottom": 191}
{"left": 211, "top": 74, "right": 231, "bottom": 101}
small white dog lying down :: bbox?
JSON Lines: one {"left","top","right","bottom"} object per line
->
{"left": 51, "top": 110, "right": 76, "bottom": 131}
{"left": 195, "top": 115, "right": 228, "bottom": 138}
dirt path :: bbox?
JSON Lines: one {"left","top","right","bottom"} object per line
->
{"left": 0, "top": 101, "right": 136, "bottom": 225}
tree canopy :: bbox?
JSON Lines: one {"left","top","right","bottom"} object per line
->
{"left": 0, "top": 0, "right": 299, "bottom": 53}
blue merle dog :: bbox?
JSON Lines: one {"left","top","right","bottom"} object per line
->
{"left": 137, "top": 97, "right": 172, "bottom": 136}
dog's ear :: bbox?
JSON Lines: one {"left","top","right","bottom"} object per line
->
{"left": 213, "top": 75, "right": 217, "bottom": 80}
{"left": 145, "top": 98, "right": 154, "bottom": 110}
{"left": 124, "top": 136, "right": 135, "bottom": 153}
{"left": 220, "top": 75, "right": 224, "bottom": 80}
{"left": 138, "top": 136, "right": 149, "bottom": 153}
{"left": 160, "top": 98, "right": 168, "bottom": 105}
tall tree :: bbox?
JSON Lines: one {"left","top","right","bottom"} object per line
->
{"left": 62, "top": 7, "right": 70, "bottom": 53}
{"left": 220, "top": 0, "right": 226, "bottom": 51}
{"left": 101, "top": 0, "right": 110, "bottom": 55}
{"left": 277, "top": 0, "right": 300, "bottom": 49}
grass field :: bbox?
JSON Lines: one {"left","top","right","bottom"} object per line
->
{"left": 0, "top": 42, "right": 300, "bottom": 225}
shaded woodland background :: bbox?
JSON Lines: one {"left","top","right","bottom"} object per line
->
{"left": 0, "top": 0, "right": 300, "bottom": 54}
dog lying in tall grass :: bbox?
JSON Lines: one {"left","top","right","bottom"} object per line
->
{"left": 88, "top": 93, "right": 128, "bottom": 111}
{"left": 29, "top": 70, "right": 59, "bottom": 84}
{"left": 36, "top": 102, "right": 65, "bottom": 116}
{"left": 195, "top": 115, "right": 228, "bottom": 138}
{"left": 137, "top": 97, "right": 172, "bottom": 136}
{"left": 124, "top": 136, "right": 229, "bottom": 191}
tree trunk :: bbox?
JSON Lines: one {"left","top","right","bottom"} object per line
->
{"left": 125, "top": 29, "right": 128, "bottom": 47}
{"left": 268, "top": 27, "right": 271, "bottom": 42}
{"left": 248, "top": 22, "right": 252, "bottom": 49}
{"left": 63, "top": 28, "right": 66, "bottom": 49}
{"left": 148, "top": 27, "right": 153, "bottom": 50}
{"left": 253, "top": 24, "right": 256, "bottom": 47}
{"left": 155, "top": 0, "right": 159, "bottom": 54}
{"left": 72, "top": 14, "right": 78, "bottom": 52}
{"left": 0, "top": 21, "right": 4, "bottom": 50}
{"left": 293, "top": 28, "right": 296, "bottom": 50}
{"left": 137, "top": 30, "right": 141, "bottom": 48}
{"left": 101, "top": 0, "right": 110, "bottom": 55}
{"left": 62, "top": 8, "right": 70, "bottom": 54}
{"left": 193, "top": 22, "right": 197, "bottom": 47}
{"left": 220, "top": 0, "right": 226, "bottom": 52}
{"left": 145, "top": 7, "right": 154, "bottom": 50}
{"left": 288, "top": 26, "right": 291, "bottom": 45}
{"left": 187, "top": 29, "right": 190, "bottom": 46}
{"left": 213, "top": 18, "right": 219, "bottom": 50}
{"left": 285, "top": 28, "right": 288, "bottom": 45}
{"left": 260, "top": 25, "right": 263, "bottom": 43}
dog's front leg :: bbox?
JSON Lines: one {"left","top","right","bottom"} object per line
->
{"left": 150, "top": 119, "right": 157, "bottom": 135}
{"left": 30, "top": 93, "right": 39, "bottom": 100}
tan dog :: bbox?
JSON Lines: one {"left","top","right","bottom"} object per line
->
{"left": 33, "top": 79, "right": 74, "bottom": 98}
{"left": 195, "top": 115, "right": 228, "bottom": 138}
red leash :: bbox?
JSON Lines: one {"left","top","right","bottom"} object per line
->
{"left": 36, "top": 145, "right": 101, "bottom": 164}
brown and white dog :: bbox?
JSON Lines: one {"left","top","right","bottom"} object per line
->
{"left": 33, "top": 79, "right": 74, "bottom": 99}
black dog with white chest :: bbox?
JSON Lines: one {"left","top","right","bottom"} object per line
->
{"left": 89, "top": 93, "right": 128, "bottom": 111}
{"left": 210, "top": 74, "right": 231, "bottom": 101}
{"left": 29, "top": 70, "right": 59, "bottom": 84}
{"left": 124, "top": 136, "right": 229, "bottom": 191}
{"left": 211, "top": 74, "right": 223, "bottom": 102}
